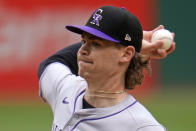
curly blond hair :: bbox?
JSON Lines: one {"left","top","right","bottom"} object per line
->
{"left": 125, "top": 52, "right": 151, "bottom": 89}
{"left": 114, "top": 43, "right": 151, "bottom": 90}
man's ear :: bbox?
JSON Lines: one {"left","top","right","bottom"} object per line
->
{"left": 119, "top": 46, "right": 135, "bottom": 63}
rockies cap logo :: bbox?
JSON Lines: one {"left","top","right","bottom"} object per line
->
{"left": 90, "top": 9, "right": 103, "bottom": 26}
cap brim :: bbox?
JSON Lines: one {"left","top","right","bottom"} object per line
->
{"left": 65, "top": 25, "right": 119, "bottom": 43}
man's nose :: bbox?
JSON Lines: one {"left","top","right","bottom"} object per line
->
{"left": 78, "top": 43, "right": 90, "bottom": 56}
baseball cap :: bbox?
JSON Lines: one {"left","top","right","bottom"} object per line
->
{"left": 66, "top": 6, "right": 143, "bottom": 52}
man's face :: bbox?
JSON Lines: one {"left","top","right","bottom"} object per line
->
{"left": 77, "top": 33, "right": 124, "bottom": 79}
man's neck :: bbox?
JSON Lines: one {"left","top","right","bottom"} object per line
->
{"left": 84, "top": 90, "right": 128, "bottom": 108}
{"left": 84, "top": 74, "right": 128, "bottom": 108}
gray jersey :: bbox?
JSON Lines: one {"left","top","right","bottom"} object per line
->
{"left": 39, "top": 62, "right": 166, "bottom": 131}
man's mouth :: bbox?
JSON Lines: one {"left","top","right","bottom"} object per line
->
{"left": 78, "top": 59, "right": 93, "bottom": 65}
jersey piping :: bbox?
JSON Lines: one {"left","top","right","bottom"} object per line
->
{"left": 70, "top": 100, "right": 138, "bottom": 131}
{"left": 73, "top": 89, "right": 86, "bottom": 115}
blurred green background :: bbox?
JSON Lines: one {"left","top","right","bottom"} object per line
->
{"left": 160, "top": 0, "right": 196, "bottom": 85}
{"left": 0, "top": 0, "right": 196, "bottom": 131}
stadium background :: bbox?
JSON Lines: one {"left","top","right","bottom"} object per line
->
{"left": 0, "top": 0, "right": 195, "bottom": 130}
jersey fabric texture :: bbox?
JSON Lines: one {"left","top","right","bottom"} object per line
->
{"left": 39, "top": 62, "right": 166, "bottom": 131}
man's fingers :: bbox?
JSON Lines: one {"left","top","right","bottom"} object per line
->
{"left": 151, "top": 40, "right": 164, "bottom": 50}
{"left": 157, "top": 49, "right": 167, "bottom": 58}
{"left": 153, "top": 25, "right": 164, "bottom": 33}
{"left": 167, "top": 42, "right": 176, "bottom": 54}
{"left": 171, "top": 32, "right": 175, "bottom": 38}
{"left": 152, "top": 42, "right": 175, "bottom": 59}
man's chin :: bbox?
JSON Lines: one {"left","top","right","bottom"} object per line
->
{"left": 78, "top": 70, "right": 90, "bottom": 79}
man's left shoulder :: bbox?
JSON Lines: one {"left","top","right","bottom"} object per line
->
{"left": 126, "top": 101, "right": 162, "bottom": 126}
{"left": 136, "top": 125, "right": 166, "bottom": 131}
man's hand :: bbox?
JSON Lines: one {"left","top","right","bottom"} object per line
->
{"left": 141, "top": 25, "right": 176, "bottom": 59}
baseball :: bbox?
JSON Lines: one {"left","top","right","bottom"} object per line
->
{"left": 151, "top": 29, "right": 173, "bottom": 50}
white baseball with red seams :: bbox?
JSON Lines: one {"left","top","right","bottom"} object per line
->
{"left": 151, "top": 29, "right": 173, "bottom": 50}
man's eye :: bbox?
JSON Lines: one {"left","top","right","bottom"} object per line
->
{"left": 81, "top": 40, "right": 86, "bottom": 45}
{"left": 92, "top": 42, "right": 100, "bottom": 47}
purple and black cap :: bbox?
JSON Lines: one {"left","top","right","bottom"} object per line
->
{"left": 66, "top": 6, "right": 143, "bottom": 52}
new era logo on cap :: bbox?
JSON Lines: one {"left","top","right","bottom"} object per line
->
{"left": 125, "top": 34, "right": 131, "bottom": 41}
